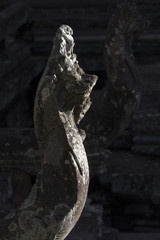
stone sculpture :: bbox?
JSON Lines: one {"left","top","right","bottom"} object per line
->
{"left": 0, "top": 0, "right": 149, "bottom": 239}
{"left": 84, "top": 0, "right": 148, "bottom": 177}
{"left": 101, "top": 0, "right": 148, "bottom": 147}
{"left": 0, "top": 25, "right": 97, "bottom": 240}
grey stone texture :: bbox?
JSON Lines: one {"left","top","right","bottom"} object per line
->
{"left": 0, "top": 0, "right": 160, "bottom": 239}
{"left": 0, "top": 25, "right": 97, "bottom": 240}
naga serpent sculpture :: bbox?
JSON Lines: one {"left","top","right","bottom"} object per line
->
{"left": 0, "top": 1, "right": 148, "bottom": 239}
{"left": 0, "top": 25, "right": 97, "bottom": 240}
{"left": 85, "top": 0, "right": 148, "bottom": 152}
{"left": 101, "top": 0, "right": 148, "bottom": 147}
{"left": 82, "top": 0, "right": 148, "bottom": 177}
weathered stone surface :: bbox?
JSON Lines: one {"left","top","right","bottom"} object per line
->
{"left": 0, "top": 25, "right": 97, "bottom": 240}
{"left": 29, "top": 0, "right": 160, "bottom": 73}
{"left": 111, "top": 174, "right": 154, "bottom": 196}
{"left": 97, "top": 151, "right": 160, "bottom": 232}
{"left": 0, "top": 0, "right": 160, "bottom": 236}
{"left": 110, "top": 129, "right": 133, "bottom": 150}
{"left": 100, "top": 228, "right": 119, "bottom": 240}
{"left": 85, "top": 137, "right": 111, "bottom": 177}
{"left": 132, "top": 114, "right": 160, "bottom": 156}
{"left": 80, "top": 0, "right": 148, "bottom": 179}
{"left": 0, "top": 128, "right": 39, "bottom": 173}
{"left": 119, "top": 233, "right": 160, "bottom": 240}
{"left": 125, "top": 203, "right": 153, "bottom": 217}
{"left": 0, "top": 172, "right": 12, "bottom": 205}
{"left": 101, "top": 0, "right": 148, "bottom": 147}
{"left": 136, "top": 63, "right": 160, "bottom": 114}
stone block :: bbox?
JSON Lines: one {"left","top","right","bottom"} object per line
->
{"left": 100, "top": 227, "right": 119, "bottom": 240}
{"left": 112, "top": 174, "right": 153, "bottom": 197}
{"left": 119, "top": 233, "right": 160, "bottom": 240}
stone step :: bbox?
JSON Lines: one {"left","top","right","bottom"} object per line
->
{"left": 132, "top": 144, "right": 160, "bottom": 156}
{"left": 1, "top": 0, "right": 160, "bottom": 14}
{"left": 119, "top": 233, "right": 160, "bottom": 240}
{"left": 101, "top": 228, "right": 119, "bottom": 240}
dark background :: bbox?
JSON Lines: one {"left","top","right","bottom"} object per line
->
{"left": 0, "top": 0, "right": 160, "bottom": 239}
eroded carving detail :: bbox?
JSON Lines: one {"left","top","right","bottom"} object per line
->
{"left": 0, "top": 25, "right": 97, "bottom": 240}
{"left": 101, "top": 0, "right": 148, "bottom": 146}
{"left": 83, "top": 0, "right": 148, "bottom": 177}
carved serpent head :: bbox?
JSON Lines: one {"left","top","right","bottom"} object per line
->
{"left": 47, "top": 25, "right": 97, "bottom": 124}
